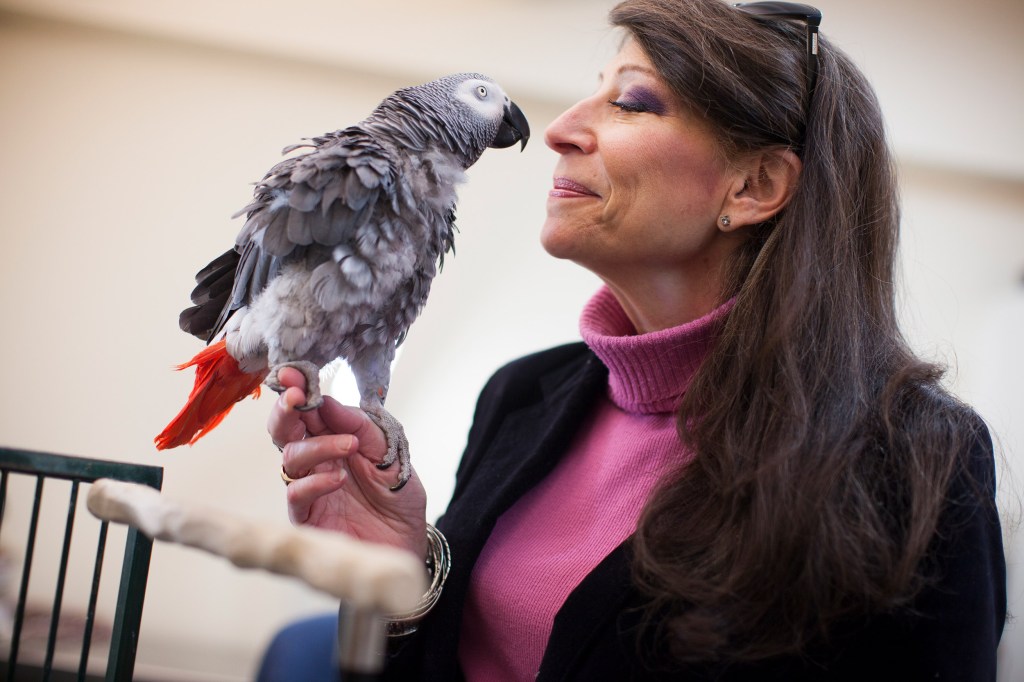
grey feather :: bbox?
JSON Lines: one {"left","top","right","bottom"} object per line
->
{"left": 288, "top": 184, "right": 320, "bottom": 212}
{"left": 286, "top": 206, "right": 314, "bottom": 246}
{"left": 321, "top": 181, "right": 343, "bottom": 215}
{"left": 261, "top": 209, "right": 293, "bottom": 258}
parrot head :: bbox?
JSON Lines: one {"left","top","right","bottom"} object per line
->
{"left": 372, "top": 72, "right": 530, "bottom": 166}
{"left": 449, "top": 75, "right": 530, "bottom": 152}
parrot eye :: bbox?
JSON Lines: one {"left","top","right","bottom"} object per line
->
{"left": 476, "top": 85, "right": 488, "bottom": 99}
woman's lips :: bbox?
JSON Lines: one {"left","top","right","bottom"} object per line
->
{"left": 550, "top": 177, "right": 600, "bottom": 198}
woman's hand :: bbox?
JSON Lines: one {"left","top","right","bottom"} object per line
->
{"left": 268, "top": 367, "right": 427, "bottom": 559}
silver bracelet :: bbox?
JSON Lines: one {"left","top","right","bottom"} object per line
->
{"left": 385, "top": 523, "right": 451, "bottom": 637}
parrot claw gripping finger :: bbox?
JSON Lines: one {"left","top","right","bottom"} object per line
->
{"left": 363, "top": 406, "right": 411, "bottom": 492}
{"left": 265, "top": 361, "right": 324, "bottom": 412}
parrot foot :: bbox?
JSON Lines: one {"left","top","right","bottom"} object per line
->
{"left": 265, "top": 361, "right": 324, "bottom": 412}
{"left": 362, "top": 405, "right": 411, "bottom": 492}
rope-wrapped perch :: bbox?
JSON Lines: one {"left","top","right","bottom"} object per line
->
{"left": 86, "top": 478, "right": 426, "bottom": 614}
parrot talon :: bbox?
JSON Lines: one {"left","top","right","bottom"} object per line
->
{"left": 362, "top": 404, "right": 412, "bottom": 492}
{"left": 373, "top": 458, "right": 411, "bottom": 491}
{"left": 266, "top": 361, "right": 323, "bottom": 411}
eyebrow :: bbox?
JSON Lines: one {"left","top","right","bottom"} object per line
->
{"left": 597, "top": 63, "right": 659, "bottom": 82}
{"left": 618, "top": 64, "right": 657, "bottom": 77}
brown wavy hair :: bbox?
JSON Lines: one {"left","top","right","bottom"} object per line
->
{"left": 612, "top": 0, "right": 988, "bottom": 663}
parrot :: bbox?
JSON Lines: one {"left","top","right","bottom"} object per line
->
{"left": 154, "top": 72, "right": 530, "bottom": 491}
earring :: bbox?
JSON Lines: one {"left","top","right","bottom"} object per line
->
{"left": 720, "top": 215, "right": 731, "bottom": 227}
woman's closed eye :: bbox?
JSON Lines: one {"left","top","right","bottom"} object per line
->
{"left": 608, "top": 86, "right": 667, "bottom": 115}
{"left": 609, "top": 99, "right": 652, "bottom": 113}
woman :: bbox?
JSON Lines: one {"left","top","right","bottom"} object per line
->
{"left": 263, "top": 0, "right": 1006, "bottom": 679}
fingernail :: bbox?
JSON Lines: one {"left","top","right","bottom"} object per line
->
{"left": 338, "top": 469, "right": 348, "bottom": 484}
{"left": 336, "top": 435, "right": 356, "bottom": 452}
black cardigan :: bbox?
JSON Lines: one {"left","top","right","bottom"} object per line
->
{"left": 383, "top": 343, "right": 1006, "bottom": 681}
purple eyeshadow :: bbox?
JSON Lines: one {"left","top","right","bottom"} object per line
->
{"left": 623, "top": 86, "right": 666, "bottom": 115}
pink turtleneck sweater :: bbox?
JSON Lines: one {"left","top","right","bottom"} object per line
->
{"left": 458, "top": 287, "right": 732, "bottom": 681}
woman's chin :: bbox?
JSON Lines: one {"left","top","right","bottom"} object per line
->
{"left": 540, "top": 217, "right": 587, "bottom": 261}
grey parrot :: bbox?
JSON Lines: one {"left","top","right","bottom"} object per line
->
{"left": 155, "top": 73, "right": 530, "bottom": 490}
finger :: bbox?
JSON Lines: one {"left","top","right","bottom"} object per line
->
{"left": 285, "top": 469, "right": 347, "bottom": 525}
{"left": 277, "top": 367, "right": 329, "bottom": 432}
{"left": 282, "top": 434, "right": 359, "bottom": 479}
{"left": 268, "top": 388, "right": 311, "bottom": 446}
{"left": 317, "top": 401, "right": 388, "bottom": 455}
{"left": 314, "top": 398, "right": 370, "bottom": 434}
{"left": 269, "top": 368, "right": 334, "bottom": 442}
{"left": 295, "top": 394, "right": 340, "bottom": 438}
{"left": 275, "top": 366, "right": 307, "bottom": 392}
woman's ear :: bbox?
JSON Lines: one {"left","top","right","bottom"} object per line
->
{"left": 718, "top": 149, "right": 802, "bottom": 231}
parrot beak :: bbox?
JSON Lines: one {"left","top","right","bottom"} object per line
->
{"left": 491, "top": 100, "right": 530, "bottom": 151}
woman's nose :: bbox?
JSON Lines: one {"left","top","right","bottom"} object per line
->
{"left": 544, "top": 98, "right": 596, "bottom": 155}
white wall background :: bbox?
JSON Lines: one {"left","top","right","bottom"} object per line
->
{"left": 0, "top": 0, "right": 1020, "bottom": 679}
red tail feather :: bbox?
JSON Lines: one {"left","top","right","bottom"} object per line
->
{"left": 155, "top": 340, "right": 267, "bottom": 450}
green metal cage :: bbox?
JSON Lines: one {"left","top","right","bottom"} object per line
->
{"left": 0, "top": 447, "right": 163, "bottom": 682}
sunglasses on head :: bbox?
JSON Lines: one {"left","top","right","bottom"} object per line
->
{"left": 734, "top": 2, "right": 822, "bottom": 104}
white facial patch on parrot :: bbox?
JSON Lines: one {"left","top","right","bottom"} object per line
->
{"left": 455, "top": 79, "right": 508, "bottom": 123}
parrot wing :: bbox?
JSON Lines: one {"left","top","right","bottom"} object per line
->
{"left": 178, "top": 128, "right": 401, "bottom": 342}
